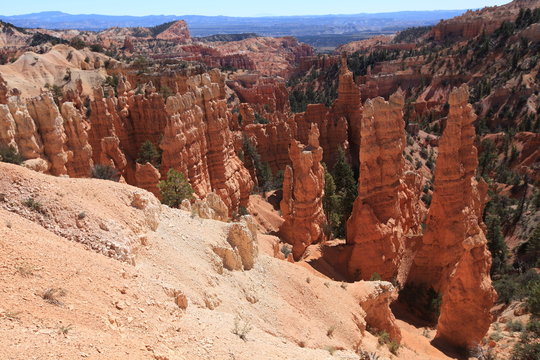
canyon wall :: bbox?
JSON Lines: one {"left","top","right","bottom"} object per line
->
{"left": 0, "top": 69, "right": 253, "bottom": 214}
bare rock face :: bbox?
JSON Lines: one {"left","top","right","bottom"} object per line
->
{"left": 279, "top": 124, "right": 327, "bottom": 260}
{"left": 228, "top": 76, "right": 290, "bottom": 115}
{"left": 2, "top": 97, "right": 43, "bottom": 160}
{"left": 163, "top": 70, "right": 254, "bottom": 213}
{"left": 155, "top": 20, "right": 191, "bottom": 43}
{"left": 349, "top": 281, "right": 402, "bottom": 343}
{"left": 407, "top": 85, "right": 496, "bottom": 349}
{"left": 61, "top": 102, "right": 93, "bottom": 177}
{"left": 162, "top": 91, "right": 212, "bottom": 197}
{"left": 333, "top": 53, "right": 363, "bottom": 168}
{"left": 295, "top": 103, "right": 349, "bottom": 168}
{"left": 135, "top": 162, "right": 161, "bottom": 198}
{"left": 0, "top": 104, "right": 17, "bottom": 149}
{"left": 346, "top": 91, "right": 423, "bottom": 282}
{"left": 26, "top": 93, "right": 69, "bottom": 176}
{"left": 192, "top": 192, "right": 229, "bottom": 222}
{"left": 99, "top": 135, "right": 127, "bottom": 177}
{"left": 243, "top": 118, "right": 296, "bottom": 174}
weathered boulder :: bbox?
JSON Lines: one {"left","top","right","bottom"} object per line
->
{"left": 212, "top": 217, "right": 258, "bottom": 271}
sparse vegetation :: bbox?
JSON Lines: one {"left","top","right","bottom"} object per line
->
{"left": 232, "top": 316, "right": 252, "bottom": 341}
{"left": 42, "top": 288, "right": 67, "bottom": 306}
{"left": 15, "top": 263, "right": 40, "bottom": 277}
{"left": 22, "top": 197, "right": 44, "bottom": 213}
{"left": 28, "top": 33, "right": 67, "bottom": 47}
{"left": 58, "top": 324, "right": 73, "bottom": 336}
{"left": 0, "top": 145, "right": 23, "bottom": 164}
{"left": 91, "top": 165, "right": 120, "bottom": 182}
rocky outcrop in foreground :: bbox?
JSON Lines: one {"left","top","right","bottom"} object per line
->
{"left": 407, "top": 85, "right": 496, "bottom": 349}
{"left": 280, "top": 124, "right": 327, "bottom": 260}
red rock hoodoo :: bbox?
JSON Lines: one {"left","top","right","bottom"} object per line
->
{"left": 279, "top": 124, "right": 327, "bottom": 260}
{"left": 333, "top": 53, "right": 363, "bottom": 168}
{"left": 346, "top": 91, "right": 423, "bottom": 282}
{"left": 407, "top": 85, "right": 496, "bottom": 349}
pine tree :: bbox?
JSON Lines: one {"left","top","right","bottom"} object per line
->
{"left": 158, "top": 169, "right": 194, "bottom": 208}
{"left": 137, "top": 140, "right": 161, "bottom": 168}
{"left": 332, "top": 148, "right": 358, "bottom": 236}
{"left": 485, "top": 214, "right": 508, "bottom": 275}
{"left": 322, "top": 166, "right": 342, "bottom": 235}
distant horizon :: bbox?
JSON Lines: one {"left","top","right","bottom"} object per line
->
{"left": 0, "top": 0, "right": 511, "bottom": 17}
{"left": 2, "top": 9, "right": 478, "bottom": 18}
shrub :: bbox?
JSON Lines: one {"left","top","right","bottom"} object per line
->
{"left": 0, "top": 145, "right": 23, "bottom": 164}
{"left": 254, "top": 113, "right": 268, "bottom": 124}
{"left": 232, "top": 316, "right": 252, "bottom": 341}
{"left": 422, "top": 193, "right": 432, "bottom": 206}
{"left": 507, "top": 320, "right": 524, "bottom": 332}
{"left": 280, "top": 244, "right": 292, "bottom": 259}
{"left": 158, "top": 169, "right": 194, "bottom": 208}
{"left": 22, "top": 197, "right": 43, "bottom": 213}
{"left": 526, "top": 319, "right": 540, "bottom": 337}
{"left": 91, "top": 165, "right": 120, "bottom": 181}
{"left": 238, "top": 206, "right": 249, "bottom": 216}
{"left": 326, "top": 325, "right": 336, "bottom": 337}
{"left": 69, "top": 37, "right": 86, "bottom": 49}
{"left": 370, "top": 272, "right": 382, "bottom": 281}
{"left": 389, "top": 341, "right": 400, "bottom": 355}
{"left": 377, "top": 331, "right": 391, "bottom": 345}
{"left": 511, "top": 343, "right": 540, "bottom": 360}
{"left": 527, "top": 281, "right": 540, "bottom": 317}
{"left": 42, "top": 288, "right": 66, "bottom": 306}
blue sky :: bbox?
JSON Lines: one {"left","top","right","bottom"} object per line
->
{"left": 1, "top": 0, "right": 511, "bottom": 16}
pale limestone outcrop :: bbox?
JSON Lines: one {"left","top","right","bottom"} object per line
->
{"left": 212, "top": 217, "right": 259, "bottom": 271}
